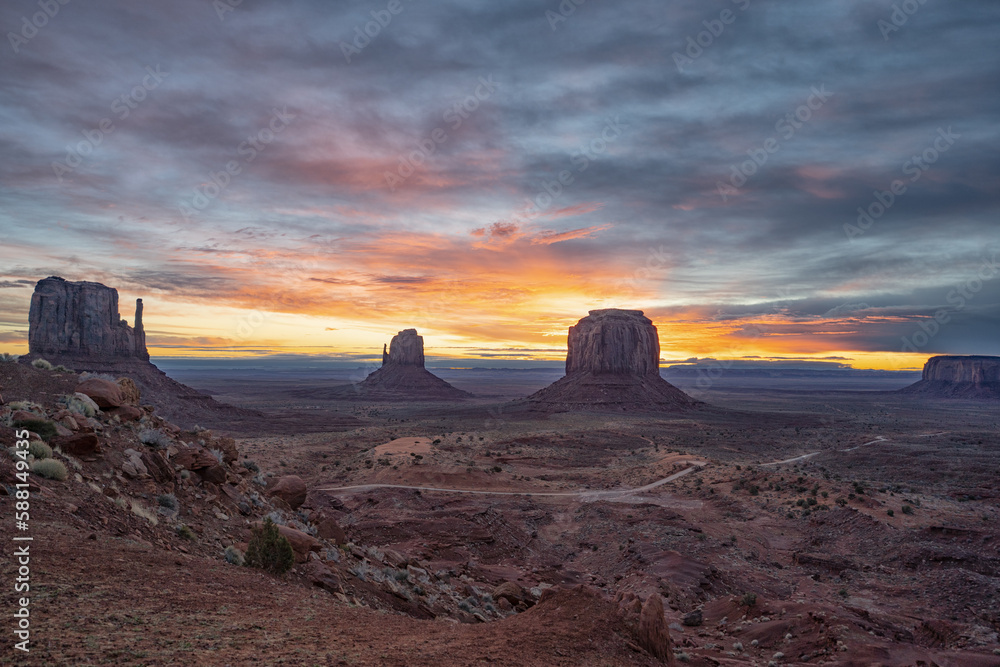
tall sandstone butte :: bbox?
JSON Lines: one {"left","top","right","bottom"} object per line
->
{"left": 356, "top": 328, "right": 470, "bottom": 399}
{"left": 529, "top": 309, "right": 700, "bottom": 411}
{"left": 29, "top": 276, "right": 148, "bottom": 361}
{"left": 900, "top": 355, "right": 1000, "bottom": 399}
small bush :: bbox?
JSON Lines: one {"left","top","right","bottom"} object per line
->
{"left": 31, "top": 458, "right": 67, "bottom": 480}
{"left": 28, "top": 440, "right": 53, "bottom": 460}
{"left": 176, "top": 524, "right": 196, "bottom": 540}
{"left": 52, "top": 365, "right": 73, "bottom": 373}
{"left": 79, "top": 372, "right": 117, "bottom": 382}
{"left": 13, "top": 419, "right": 58, "bottom": 442}
{"left": 31, "top": 358, "right": 53, "bottom": 370}
{"left": 886, "top": 509, "right": 894, "bottom": 517}
{"left": 244, "top": 518, "right": 294, "bottom": 575}
{"left": 139, "top": 428, "right": 171, "bottom": 449}
{"left": 901, "top": 504, "right": 914, "bottom": 515}
{"left": 157, "top": 493, "right": 179, "bottom": 511}
{"left": 130, "top": 501, "right": 158, "bottom": 526}
{"left": 224, "top": 545, "right": 244, "bottom": 566}
{"left": 59, "top": 394, "right": 97, "bottom": 418}
{"left": 0, "top": 352, "right": 19, "bottom": 363}
{"left": 739, "top": 592, "right": 757, "bottom": 608}
{"left": 242, "top": 459, "right": 260, "bottom": 473}
{"left": 209, "top": 448, "right": 225, "bottom": 463}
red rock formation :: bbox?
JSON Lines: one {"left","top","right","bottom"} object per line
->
{"left": 354, "top": 329, "right": 470, "bottom": 400}
{"left": 900, "top": 355, "right": 1000, "bottom": 399}
{"left": 529, "top": 309, "right": 700, "bottom": 411}
{"left": 29, "top": 276, "right": 148, "bottom": 361}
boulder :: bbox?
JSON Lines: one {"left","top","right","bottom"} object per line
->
{"left": 11, "top": 410, "right": 43, "bottom": 422}
{"left": 56, "top": 432, "right": 100, "bottom": 456}
{"left": 140, "top": 450, "right": 173, "bottom": 484}
{"left": 682, "top": 609, "right": 703, "bottom": 627}
{"left": 252, "top": 521, "right": 321, "bottom": 563}
{"left": 302, "top": 560, "right": 343, "bottom": 594}
{"left": 110, "top": 405, "right": 143, "bottom": 422}
{"left": 268, "top": 475, "right": 308, "bottom": 509}
{"left": 28, "top": 277, "right": 148, "bottom": 360}
{"left": 637, "top": 594, "right": 675, "bottom": 664}
{"left": 75, "top": 378, "right": 124, "bottom": 408}
{"left": 493, "top": 581, "right": 527, "bottom": 606}
{"left": 315, "top": 516, "right": 347, "bottom": 545}
{"left": 212, "top": 436, "right": 239, "bottom": 464}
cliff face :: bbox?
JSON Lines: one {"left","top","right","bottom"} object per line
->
{"left": 566, "top": 309, "right": 660, "bottom": 376}
{"left": 529, "top": 309, "right": 699, "bottom": 411}
{"left": 384, "top": 329, "right": 425, "bottom": 367}
{"left": 28, "top": 276, "right": 148, "bottom": 361}
{"left": 901, "top": 355, "right": 1000, "bottom": 398}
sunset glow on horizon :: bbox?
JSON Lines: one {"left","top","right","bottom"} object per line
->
{"left": 0, "top": 2, "right": 996, "bottom": 371}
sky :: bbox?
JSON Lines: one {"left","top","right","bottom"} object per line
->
{"left": 0, "top": 0, "right": 998, "bottom": 371}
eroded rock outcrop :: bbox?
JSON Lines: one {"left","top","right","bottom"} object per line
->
{"left": 353, "top": 329, "right": 470, "bottom": 400}
{"left": 900, "top": 355, "right": 1000, "bottom": 399}
{"left": 29, "top": 276, "right": 148, "bottom": 361}
{"left": 529, "top": 309, "right": 700, "bottom": 411}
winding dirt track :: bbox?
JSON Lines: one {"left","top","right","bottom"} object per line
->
{"left": 317, "top": 461, "right": 708, "bottom": 500}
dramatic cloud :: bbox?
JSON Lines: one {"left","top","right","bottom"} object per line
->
{"left": 0, "top": 0, "right": 997, "bottom": 368}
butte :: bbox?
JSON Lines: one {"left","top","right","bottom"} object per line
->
{"left": 353, "top": 328, "right": 471, "bottom": 400}
{"left": 527, "top": 308, "right": 701, "bottom": 411}
{"left": 899, "top": 355, "right": 1000, "bottom": 399}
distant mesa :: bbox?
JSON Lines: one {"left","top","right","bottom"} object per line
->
{"left": 899, "top": 355, "right": 1000, "bottom": 399}
{"left": 354, "top": 328, "right": 471, "bottom": 400}
{"left": 528, "top": 308, "right": 701, "bottom": 411}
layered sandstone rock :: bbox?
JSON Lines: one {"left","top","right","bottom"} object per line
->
{"left": 900, "top": 355, "right": 1000, "bottom": 399}
{"left": 29, "top": 276, "right": 148, "bottom": 361}
{"left": 529, "top": 309, "right": 700, "bottom": 411}
{"left": 354, "top": 329, "right": 470, "bottom": 400}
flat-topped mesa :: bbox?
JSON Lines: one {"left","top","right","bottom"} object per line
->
{"left": 900, "top": 355, "right": 1000, "bottom": 399}
{"left": 529, "top": 308, "right": 701, "bottom": 411}
{"left": 28, "top": 276, "right": 148, "bottom": 361}
{"left": 566, "top": 309, "right": 660, "bottom": 376}
{"left": 383, "top": 328, "right": 425, "bottom": 367}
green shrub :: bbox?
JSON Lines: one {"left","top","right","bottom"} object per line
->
{"left": 13, "top": 419, "right": 58, "bottom": 442}
{"left": 176, "top": 524, "right": 196, "bottom": 540}
{"left": 31, "top": 458, "right": 67, "bottom": 481}
{"left": 224, "top": 545, "right": 244, "bottom": 566}
{"left": 28, "top": 440, "right": 53, "bottom": 460}
{"left": 739, "top": 592, "right": 757, "bottom": 607}
{"left": 901, "top": 504, "right": 914, "bottom": 515}
{"left": 59, "top": 394, "right": 97, "bottom": 418}
{"left": 244, "top": 518, "right": 294, "bottom": 575}
{"left": 242, "top": 459, "right": 260, "bottom": 473}
{"left": 52, "top": 365, "right": 73, "bottom": 373}
{"left": 157, "top": 493, "right": 179, "bottom": 511}
{"left": 0, "top": 352, "right": 19, "bottom": 363}
{"left": 139, "top": 428, "right": 171, "bottom": 449}
{"left": 31, "top": 358, "right": 53, "bottom": 370}
{"left": 886, "top": 509, "right": 894, "bottom": 517}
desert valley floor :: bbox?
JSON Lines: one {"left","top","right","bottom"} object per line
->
{"left": 2, "top": 363, "right": 999, "bottom": 666}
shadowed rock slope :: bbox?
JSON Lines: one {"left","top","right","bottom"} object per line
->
{"left": 528, "top": 309, "right": 700, "bottom": 412}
